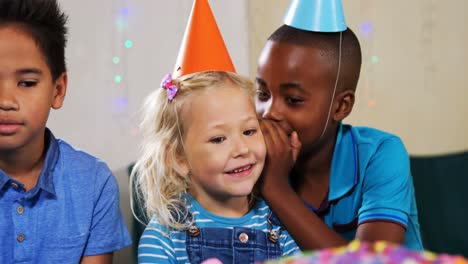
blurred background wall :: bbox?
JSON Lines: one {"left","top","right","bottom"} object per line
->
{"left": 50, "top": 1, "right": 467, "bottom": 263}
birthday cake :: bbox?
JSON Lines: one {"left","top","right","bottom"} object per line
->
{"left": 263, "top": 240, "right": 468, "bottom": 264}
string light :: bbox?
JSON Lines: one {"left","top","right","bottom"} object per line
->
{"left": 111, "top": 2, "right": 131, "bottom": 113}
{"left": 124, "top": 40, "right": 133, "bottom": 48}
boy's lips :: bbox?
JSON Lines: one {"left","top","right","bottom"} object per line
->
{"left": 0, "top": 119, "right": 23, "bottom": 134}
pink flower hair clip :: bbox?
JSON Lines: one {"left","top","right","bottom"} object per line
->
{"left": 161, "top": 73, "right": 178, "bottom": 101}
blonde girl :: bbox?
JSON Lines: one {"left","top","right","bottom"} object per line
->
{"left": 132, "top": 71, "right": 300, "bottom": 264}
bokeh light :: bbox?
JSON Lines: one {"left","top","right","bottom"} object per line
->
{"left": 360, "top": 22, "right": 373, "bottom": 38}
{"left": 125, "top": 40, "right": 133, "bottom": 48}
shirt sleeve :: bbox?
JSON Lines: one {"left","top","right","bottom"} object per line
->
{"left": 83, "top": 164, "right": 132, "bottom": 255}
{"left": 280, "top": 229, "right": 301, "bottom": 257}
{"left": 358, "top": 137, "right": 413, "bottom": 228}
{"left": 138, "top": 224, "right": 177, "bottom": 264}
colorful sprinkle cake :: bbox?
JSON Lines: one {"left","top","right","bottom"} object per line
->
{"left": 263, "top": 240, "right": 468, "bottom": 264}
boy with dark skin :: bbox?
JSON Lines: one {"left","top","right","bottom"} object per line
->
{"left": 256, "top": 25, "right": 422, "bottom": 250}
{"left": 0, "top": 0, "right": 130, "bottom": 263}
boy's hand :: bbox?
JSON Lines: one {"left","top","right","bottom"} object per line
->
{"left": 259, "top": 119, "right": 301, "bottom": 191}
{"left": 290, "top": 131, "right": 301, "bottom": 162}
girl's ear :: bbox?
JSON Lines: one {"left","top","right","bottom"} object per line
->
{"left": 175, "top": 154, "right": 190, "bottom": 177}
{"left": 333, "top": 90, "right": 355, "bottom": 122}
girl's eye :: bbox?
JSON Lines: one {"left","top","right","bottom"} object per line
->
{"left": 244, "top": 129, "right": 257, "bottom": 136}
{"left": 18, "top": 80, "right": 37, "bottom": 88}
{"left": 210, "top": 137, "right": 226, "bottom": 144}
{"left": 256, "top": 90, "right": 270, "bottom": 101}
{"left": 286, "top": 97, "right": 304, "bottom": 106}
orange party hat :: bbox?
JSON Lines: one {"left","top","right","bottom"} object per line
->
{"left": 172, "top": 0, "right": 235, "bottom": 78}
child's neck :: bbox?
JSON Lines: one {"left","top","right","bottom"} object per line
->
{"left": 0, "top": 138, "right": 46, "bottom": 191}
{"left": 190, "top": 191, "right": 250, "bottom": 218}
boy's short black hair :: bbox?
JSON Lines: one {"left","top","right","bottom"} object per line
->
{"left": 0, "top": 0, "right": 68, "bottom": 81}
{"left": 268, "top": 25, "right": 362, "bottom": 92}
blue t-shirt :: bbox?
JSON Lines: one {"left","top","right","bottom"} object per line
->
{"left": 138, "top": 196, "right": 300, "bottom": 263}
{"left": 0, "top": 129, "right": 131, "bottom": 263}
{"left": 308, "top": 123, "right": 423, "bottom": 250}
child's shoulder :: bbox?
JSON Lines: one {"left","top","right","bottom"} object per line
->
{"left": 347, "top": 124, "right": 402, "bottom": 145}
{"left": 55, "top": 138, "right": 112, "bottom": 173}
{"left": 52, "top": 137, "right": 115, "bottom": 190}
{"left": 145, "top": 216, "right": 174, "bottom": 235}
{"left": 143, "top": 214, "right": 186, "bottom": 241}
{"left": 346, "top": 124, "right": 405, "bottom": 150}
{"left": 344, "top": 124, "right": 409, "bottom": 163}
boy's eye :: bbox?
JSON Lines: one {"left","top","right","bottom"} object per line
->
{"left": 209, "top": 137, "right": 226, "bottom": 144}
{"left": 244, "top": 129, "right": 257, "bottom": 136}
{"left": 286, "top": 97, "right": 304, "bottom": 106}
{"left": 18, "top": 80, "right": 37, "bottom": 88}
{"left": 256, "top": 90, "right": 270, "bottom": 101}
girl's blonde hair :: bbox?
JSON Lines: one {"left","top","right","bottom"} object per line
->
{"left": 130, "top": 71, "right": 255, "bottom": 230}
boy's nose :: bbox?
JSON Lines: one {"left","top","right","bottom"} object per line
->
{"left": 262, "top": 100, "right": 283, "bottom": 122}
{"left": 0, "top": 86, "right": 19, "bottom": 111}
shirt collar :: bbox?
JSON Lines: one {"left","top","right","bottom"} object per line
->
{"left": 31, "top": 128, "right": 59, "bottom": 196}
{"left": 328, "top": 123, "right": 360, "bottom": 201}
{"left": 0, "top": 170, "right": 9, "bottom": 190}
{"left": 0, "top": 128, "right": 59, "bottom": 196}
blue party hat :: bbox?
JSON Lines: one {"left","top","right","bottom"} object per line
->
{"left": 283, "top": 0, "right": 347, "bottom": 32}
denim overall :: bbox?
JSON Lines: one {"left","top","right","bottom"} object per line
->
{"left": 185, "top": 211, "right": 283, "bottom": 264}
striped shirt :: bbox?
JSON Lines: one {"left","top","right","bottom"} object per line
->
{"left": 138, "top": 197, "right": 300, "bottom": 264}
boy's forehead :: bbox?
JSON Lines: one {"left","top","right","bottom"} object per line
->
{"left": 270, "top": 40, "right": 336, "bottom": 61}
{"left": 258, "top": 41, "right": 336, "bottom": 84}
{"left": 0, "top": 26, "right": 39, "bottom": 54}
{"left": 0, "top": 26, "right": 49, "bottom": 72}
{"left": 261, "top": 41, "right": 336, "bottom": 70}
